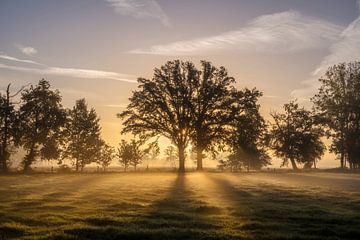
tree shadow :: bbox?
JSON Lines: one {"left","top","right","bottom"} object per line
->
{"left": 0, "top": 174, "right": 114, "bottom": 238}
{"left": 207, "top": 174, "right": 360, "bottom": 240}
{"left": 62, "top": 173, "right": 230, "bottom": 240}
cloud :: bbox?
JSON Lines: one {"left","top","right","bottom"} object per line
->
{"left": 104, "top": 104, "right": 128, "bottom": 108}
{"left": 129, "top": 10, "right": 342, "bottom": 55}
{"left": 15, "top": 44, "right": 38, "bottom": 55}
{"left": 291, "top": 14, "right": 360, "bottom": 100}
{"left": 0, "top": 54, "right": 43, "bottom": 65}
{"left": 106, "top": 0, "right": 170, "bottom": 27}
{"left": 0, "top": 55, "right": 137, "bottom": 83}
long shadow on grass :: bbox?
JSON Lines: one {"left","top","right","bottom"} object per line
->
{"left": 0, "top": 174, "right": 113, "bottom": 240}
{"left": 61, "top": 173, "right": 232, "bottom": 240}
{"left": 207, "top": 174, "right": 360, "bottom": 240}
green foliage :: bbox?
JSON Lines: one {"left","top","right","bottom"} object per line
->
{"left": 313, "top": 62, "right": 360, "bottom": 169}
{"left": 62, "top": 98, "right": 103, "bottom": 171}
{"left": 269, "top": 101, "right": 325, "bottom": 170}
{"left": 18, "top": 79, "right": 66, "bottom": 172}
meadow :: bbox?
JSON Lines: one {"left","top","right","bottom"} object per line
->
{"left": 0, "top": 172, "right": 360, "bottom": 240}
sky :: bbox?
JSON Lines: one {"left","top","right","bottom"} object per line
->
{"left": 1, "top": 0, "right": 360, "bottom": 168}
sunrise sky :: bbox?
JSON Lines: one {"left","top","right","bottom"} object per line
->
{"left": 1, "top": 0, "right": 360, "bottom": 168}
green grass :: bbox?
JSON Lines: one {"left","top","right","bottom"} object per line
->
{"left": 0, "top": 172, "right": 360, "bottom": 239}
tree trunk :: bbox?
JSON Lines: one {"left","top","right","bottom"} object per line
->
{"left": 1, "top": 85, "right": 10, "bottom": 173}
{"left": 196, "top": 147, "right": 203, "bottom": 171}
{"left": 23, "top": 142, "right": 36, "bottom": 173}
{"left": 75, "top": 159, "right": 79, "bottom": 172}
{"left": 178, "top": 145, "right": 185, "bottom": 173}
{"left": 340, "top": 151, "right": 345, "bottom": 169}
{"left": 289, "top": 158, "right": 298, "bottom": 170}
{"left": 313, "top": 159, "right": 317, "bottom": 169}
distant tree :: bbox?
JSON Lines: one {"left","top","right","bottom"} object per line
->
{"left": 117, "top": 139, "right": 146, "bottom": 171}
{"left": 269, "top": 101, "right": 325, "bottom": 170}
{"left": 129, "top": 139, "right": 146, "bottom": 170}
{"left": 189, "top": 61, "right": 237, "bottom": 171}
{"left": 164, "top": 145, "right": 178, "bottom": 169}
{"left": 217, "top": 159, "right": 227, "bottom": 171}
{"left": 97, "top": 143, "right": 114, "bottom": 171}
{"left": 227, "top": 89, "right": 270, "bottom": 171}
{"left": 62, "top": 98, "right": 103, "bottom": 172}
{"left": 0, "top": 84, "right": 24, "bottom": 172}
{"left": 118, "top": 60, "right": 196, "bottom": 172}
{"left": 312, "top": 62, "right": 360, "bottom": 169}
{"left": 117, "top": 140, "right": 132, "bottom": 172}
{"left": 143, "top": 140, "right": 160, "bottom": 167}
{"left": 18, "top": 79, "right": 66, "bottom": 172}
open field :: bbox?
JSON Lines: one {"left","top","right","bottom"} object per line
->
{"left": 0, "top": 172, "right": 360, "bottom": 240}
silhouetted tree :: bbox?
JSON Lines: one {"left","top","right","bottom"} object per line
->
{"left": 63, "top": 98, "right": 103, "bottom": 171}
{"left": 119, "top": 60, "right": 196, "bottom": 172}
{"left": 227, "top": 89, "right": 270, "bottom": 171}
{"left": 144, "top": 140, "right": 160, "bottom": 162}
{"left": 97, "top": 143, "right": 114, "bottom": 171}
{"left": 312, "top": 62, "right": 360, "bottom": 169}
{"left": 164, "top": 145, "right": 178, "bottom": 169}
{"left": 142, "top": 140, "right": 160, "bottom": 170}
{"left": 269, "top": 101, "right": 325, "bottom": 170}
{"left": 189, "top": 61, "right": 237, "bottom": 170}
{"left": 117, "top": 140, "right": 132, "bottom": 172}
{"left": 0, "top": 84, "right": 23, "bottom": 172}
{"left": 18, "top": 79, "right": 66, "bottom": 172}
{"left": 117, "top": 139, "right": 146, "bottom": 171}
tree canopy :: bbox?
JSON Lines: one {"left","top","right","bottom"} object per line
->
{"left": 313, "top": 62, "right": 360, "bottom": 169}
{"left": 226, "top": 89, "right": 270, "bottom": 171}
{"left": 18, "top": 79, "right": 66, "bottom": 172}
{"left": 118, "top": 60, "right": 196, "bottom": 172}
{"left": 269, "top": 101, "right": 325, "bottom": 170}
{"left": 62, "top": 98, "right": 103, "bottom": 171}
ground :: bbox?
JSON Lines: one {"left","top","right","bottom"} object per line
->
{"left": 0, "top": 172, "right": 360, "bottom": 240}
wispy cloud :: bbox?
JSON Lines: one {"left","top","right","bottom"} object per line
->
{"left": 15, "top": 44, "right": 38, "bottom": 56}
{"left": 130, "top": 11, "right": 342, "bottom": 55}
{"left": 106, "top": 0, "right": 170, "bottom": 27}
{"left": 104, "top": 104, "right": 128, "bottom": 108}
{"left": 291, "top": 13, "right": 360, "bottom": 99}
{"left": 0, "top": 54, "right": 43, "bottom": 65}
{"left": 0, "top": 55, "right": 137, "bottom": 83}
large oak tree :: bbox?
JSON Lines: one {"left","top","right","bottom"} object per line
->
{"left": 118, "top": 60, "right": 196, "bottom": 172}
{"left": 189, "top": 61, "right": 237, "bottom": 170}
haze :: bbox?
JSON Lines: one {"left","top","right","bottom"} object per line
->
{"left": 1, "top": 0, "right": 360, "bottom": 168}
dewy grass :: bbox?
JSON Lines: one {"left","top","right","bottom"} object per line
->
{"left": 0, "top": 172, "right": 360, "bottom": 240}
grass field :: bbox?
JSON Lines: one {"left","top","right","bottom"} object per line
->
{"left": 0, "top": 172, "right": 360, "bottom": 240}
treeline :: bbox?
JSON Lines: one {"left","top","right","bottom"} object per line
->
{"left": 119, "top": 60, "right": 360, "bottom": 172}
{"left": 1, "top": 60, "right": 360, "bottom": 173}
{"left": 0, "top": 79, "right": 115, "bottom": 172}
